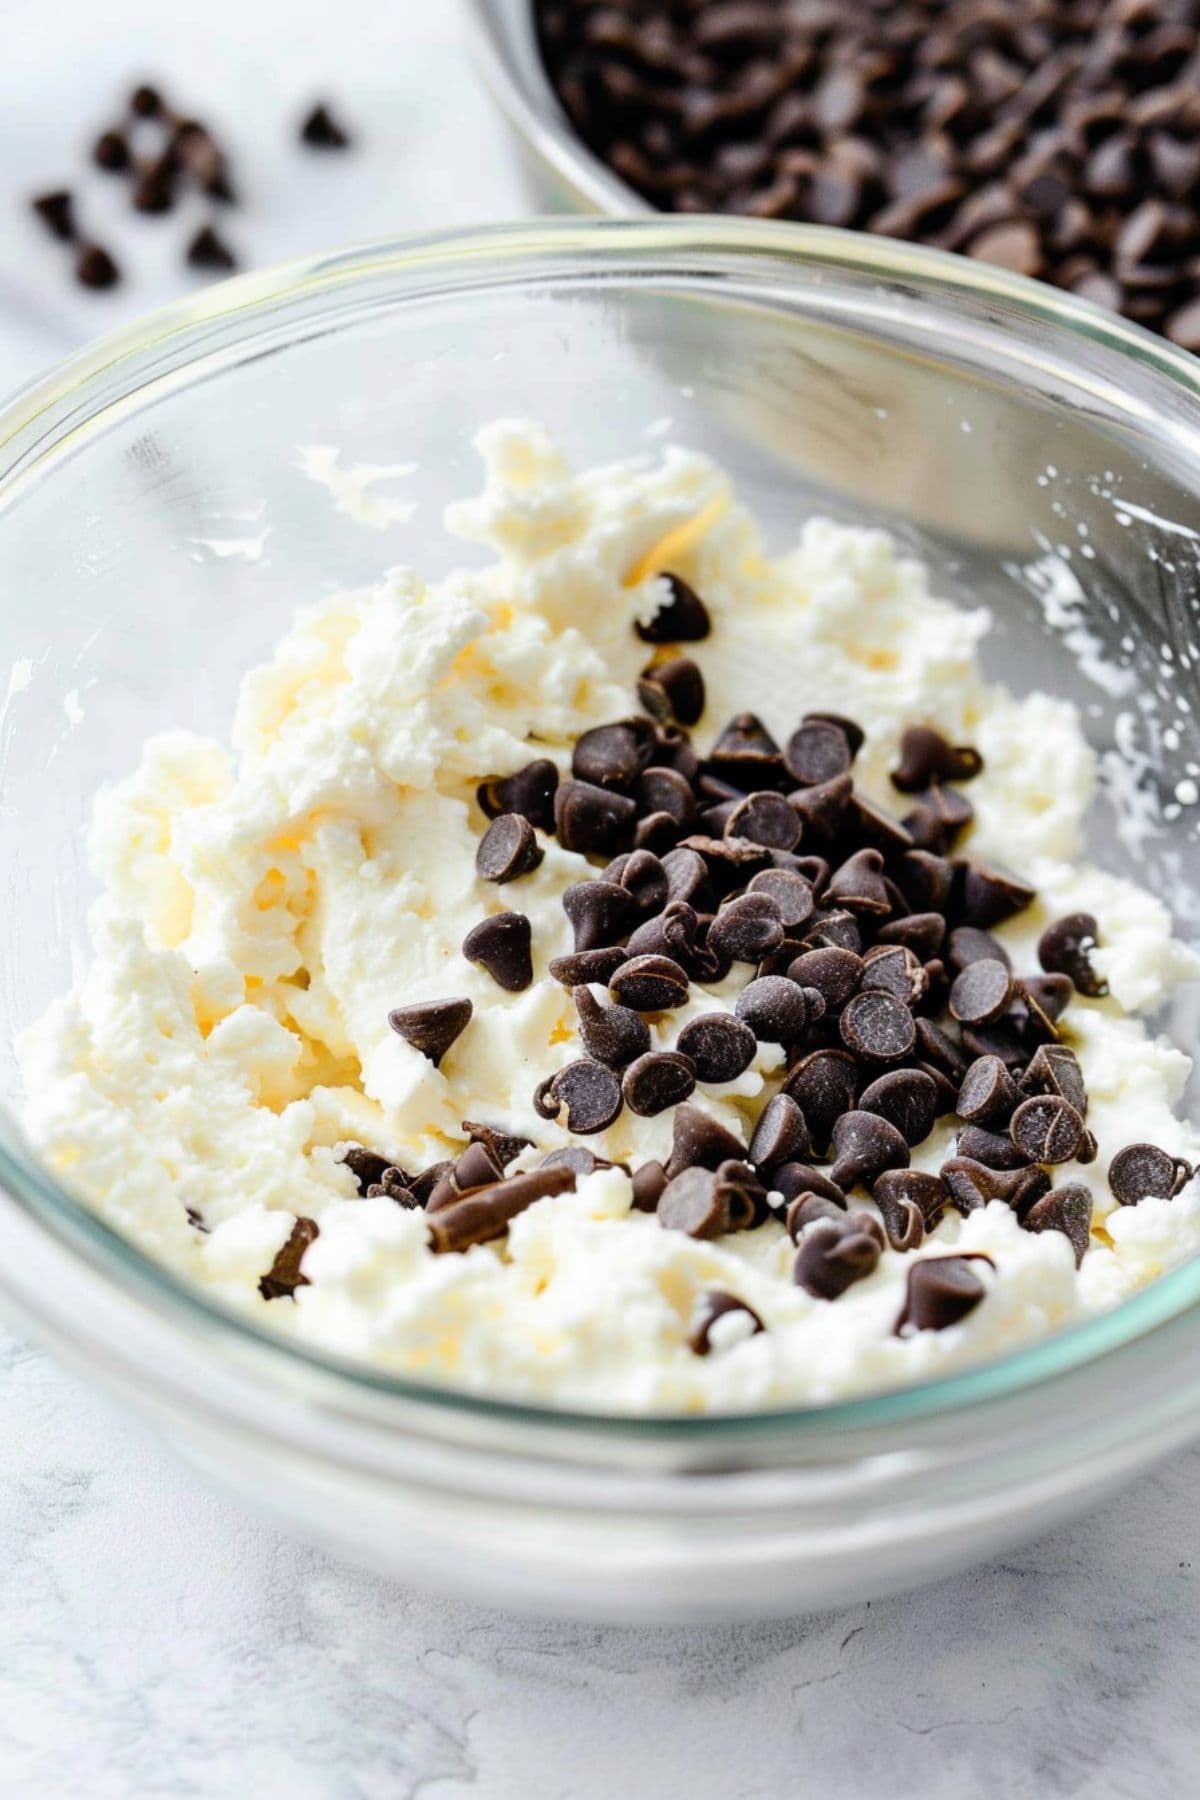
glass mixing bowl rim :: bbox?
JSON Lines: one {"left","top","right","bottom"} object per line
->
{"left": 2, "top": 213, "right": 1200, "bottom": 1443}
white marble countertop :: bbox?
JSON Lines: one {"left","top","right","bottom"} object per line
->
{"left": 2, "top": 4, "right": 1199, "bottom": 1794}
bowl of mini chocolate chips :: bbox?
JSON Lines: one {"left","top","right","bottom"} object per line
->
{"left": 469, "top": 0, "right": 1200, "bottom": 349}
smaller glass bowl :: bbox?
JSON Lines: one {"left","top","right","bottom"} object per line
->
{"left": 2, "top": 217, "right": 1200, "bottom": 1621}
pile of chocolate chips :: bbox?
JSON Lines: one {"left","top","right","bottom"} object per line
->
{"left": 261, "top": 567, "right": 1194, "bottom": 1347}
{"left": 536, "top": 0, "right": 1200, "bottom": 347}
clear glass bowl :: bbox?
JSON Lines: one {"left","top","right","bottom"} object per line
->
{"left": 2, "top": 217, "right": 1200, "bottom": 1623}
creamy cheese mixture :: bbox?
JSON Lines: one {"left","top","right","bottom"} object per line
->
{"left": 20, "top": 421, "right": 1200, "bottom": 1411}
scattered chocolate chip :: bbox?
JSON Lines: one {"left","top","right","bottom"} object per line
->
{"left": 949, "top": 957, "right": 1014, "bottom": 1026}
{"left": 725, "top": 790, "right": 802, "bottom": 851}
{"left": 542, "top": 1059, "right": 624, "bottom": 1134}
{"left": 1021, "top": 972, "right": 1073, "bottom": 1024}
{"left": 75, "top": 243, "right": 120, "bottom": 289}
{"left": 32, "top": 190, "right": 75, "bottom": 241}
{"left": 93, "top": 130, "right": 131, "bottom": 173}
{"left": 784, "top": 716, "right": 854, "bottom": 787}
{"left": 573, "top": 986, "right": 651, "bottom": 1069}
{"left": 478, "top": 759, "right": 558, "bottom": 831}
{"left": 548, "top": 946, "right": 628, "bottom": 988}
{"left": 666, "top": 1104, "right": 749, "bottom": 1178}
{"left": 562, "top": 880, "right": 636, "bottom": 952}
{"left": 638, "top": 655, "right": 706, "bottom": 726}
{"left": 675, "top": 1012, "right": 757, "bottom": 1084}
{"left": 259, "top": 1217, "right": 318, "bottom": 1300}
{"left": 130, "top": 82, "right": 164, "bottom": 117}
{"left": 735, "top": 974, "right": 813, "bottom": 1044}
{"left": 955, "top": 860, "right": 1037, "bottom": 929}
{"left": 1109, "top": 1142, "right": 1194, "bottom": 1206}
{"left": 708, "top": 891, "right": 784, "bottom": 963}
{"left": 895, "top": 1255, "right": 991, "bottom": 1334}
{"left": 794, "top": 1212, "right": 884, "bottom": 1299}
{"left": 891, "top": 725, "right": 984, "bottom": 792}
{"left": 947, "top": 926, "right": 1011, "bottom": 971}
{"left": 688, "top": 1289, "right": 766, "bottom": 1355}
{"left": 748, "top": 1093, "right": 811, "bottom": 1173}
{"left": 631, "top": 1159, "right": 668, "bottom": 1212}
{"left": 783, "top": 1048, "right": 859, "bottom": 1150}
{"left": 301, "top": 102, "right": 352, "bottom": 149}
{"left": 132, "top": 162, "right": 176, "bottom": 213}
{"left": 787, "top": 945, "right": 863, "bottom": 1010}
{"left": 636, "top": 572, "right": 712, "bottom": 643}
{"left": 1010, "top": 1093, "right": 1086, "bottom": 1164}
{"left": 186, "top": 224, "right": 236, "bottom": 271}
{"left": 957, "top": 1054, "right": 1019, "bottom": 1125}
{"left": 387, "top": 997, "right": 472, "bottom": 1066}
{"left": 941, "top": 1156, "right": 1048, "bottom": 1216}
{"left": 1023, "top": 1183, "right": 1092, "bottom": 1266}
{"left": 658, "top": 1165, "right": 729, "bottom": 1238}
{"left": 622, "top": 1049, "right": 696, "bottom": 1116}
{"left": 610, "top": 953, "right": 690, "bottom": 1011}
{"left": 1038, "top": 911, "right": 1108, "bottom": 997}
{"left": 858, "top": 1068, "right": 938, "bottom": 1146}
{"left": 554, "top": 779, "right": 638, "bottom": 854}
{"left": 746, "top": 868, "right": 815, "bottom": 929}
{"left": 839, "top": 990, "right": 917, "bottom": 1064}
{"left": 572, "top": 721, "right": 651, "bottom": 791}
{"left": 477, "top": 812, "right": 544, "bottom": 883}
{"left": 461, "top": 911, "right": 533, "bottom": 992}
{"left": 876, "top": 911, "right": 946, "bottom": 959}
{"left": 427, "top": 1165, "right": 576, "bottom": 1254}
{"left": 788, "top": 774, "right": 854, "bottom": 845}
{"left": 828, "top": 1108, "right": 910, "bottom": 1190}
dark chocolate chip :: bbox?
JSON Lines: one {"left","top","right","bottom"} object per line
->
{"left": 75, "top": 244, "right": 120, "bottom": 289}
{"left": 132, "top": 162, "right": 176, "bottom": 213}
{"left": 688, "top": 1289, "right": 766, "bottom": 1354}
{"left": 463, "top": 1121, "right": 532, "bottom": 1171}
{"left": 1020, "top": 973, "right": 1073, "bottom": 1027}
{"left": 1010, "top": 1094, "right": 1085, "bottom": 1164}
{"left": 783, "top": 1048, "right": 859, "bottom": 1151}
{"left": 897, "top": 849, "right": 953, "bottom": 914}
{"left": 860, "top": 944, "right": 928, "bottom": 1007}
{"left": 947, "top": 926, "right": 1011, "bottom": 971}
{"left": 130, "top": 83, "right": 164, "bottom": 117}
{"left": 777, "top": 1163, "right": 848, "bottom": 1213}
{"left": 93, "top": 130, "right": 132, "bottom": 173}
{"left": 259, "top": 1217, "right": 319, "bottom": 1300}
{"left": 748, "top": 1093, "right": 810, "bottom": 1173}
{"left": 747, "top": 868, "right": 815, "bottom": 929}
{"left": 448, "top": 1139, "right": 506, "bottom": 1196}
{"left": 666, "top": 1103, "right": 748, "bottom": 1179}
{"left": 478, "top": 759, "right": 558, "bottom": 831}
{"left": 1020, "top": 1044, "right": 1088, "bottom": 1116}
{"left": 1023, "top": 1183, "right": 1093, "bottom": 1266}
{"left": 735, "top": 975, "right": 813, "bottom": 1044}
{"left": 725, "top": 790, "right": 802, "bottom": 851}
{"left": 1038, "top": 911, "right": 1108, "bottom": 997}
{"left": 631, "top": 1159, "right": 668, "bottom": 1212}
{"left": 634, "top": 811, "right": 683, "bottom": 855}
{"left": 573, "top": 986, "right": 651, "bottom": 1069}
{"left": 609, "top": 954, "right": 690, "bottom": 1011}
{"left": 636, "top": 572, "right": 712, "bottom": 643}
{"left": 895, "top": 1255, "right": 991, "bottom": 1334}
{"left": 301, "top": 102, "right": 352, "bottom": 148}
{"left": 787, "top": 945, "right": 863, "bottom": 1010}
{"left": 858, "top": 1068, "right": 938, "bottom": 1146}
{"left": 839, "top": 990, "right": 916, "bottom": 1063}
{"left": 828, "top": 1108, "right": 910, "bottom": 1190}
{"left": 956, "top": 1124, "right": 1032, "bottom": 1171}
{"left": 548, "top": 946, "right": 628, "bottom": 988}
{"left": 542, "top": 1059, "right": 624, "bottom": 1134}
{"left": 873, "top": 1167, "right": 949, "bottom": 1230}
{"left": 826, "top": 847, "right": 891, "bottom": 916}
{"left": 675, "top": 1012, "right": 757, "bottom": 1084}
{"left": 961, "top": 1017, "right": 1028, "bottom": 1069}
{"left": 638, "top": 656, "right": 705, "bottom": 727}
{"left": 949, "top": 957, "right": 1013, "bottom": 1026}
{"left": 657, "top": 1165, "right": 728, "bottom": 1239}
{"left": 915, "top": 1016, "right": 971, "bottom": 1079}
{"left": 32, "top": 190, "right": 75, "bottom": 241}
{"left": 617, "top": 849, "right": 670, "bottom": 916}
{"left": 388, "top": 997, "right": 472, "bottom": 1066}
{"left": 622, "top": 1049, "right": 696, "bottom": 1116}
{"left": 715, "top": 1157, "right": 769, "bottom": 1231}
{"left": 801, "top": 908, "right": 863, "bottom": 955}
{"left": 957, "top": 1055, "right": 1019, "bottom": 1125}
{"left": 554, "top": 779, "right": 637, "bottom": 853}
{"left": 1109, "top": 1142, "right": 1193, "bottom": 1206}
{"left": 785, "top": 1192, "right": 847, "bottom": 1235}
{"left": 870, "top": 1175, "right": 926, "bottom": 1252}
{"left": 562, "top": 880, "right": 636, "bottom": 952}
{"left": 461, "top": 912, "right": 533, "bottom": 992}
{"left": 875, "top": 911, "right": 946, "bottom": 959}
{"left": 477, "top": 812, "right": 544, "bottom": 883}
{"left": 541, "top": 1145, "right": 618, "bottom": 1179}
{"left": 186, "top": 225, "right": 236, "bottom": 271}
{"left": 941, "top": 1156, "right": 1048, "bottom": 1216}
{"left": 793, "top": 1212, "right": 884, "bottom": 1299}
{"left": 891, "top": 724, "right": 984, "bottom": 792}
{"left": 427, "top": 1166, "right": 576, "bottom": 1254}
{"left": 636, "top": 766, "right": 697, "bottom": 828}
{"left": 788, "top": 774, "right": 854, "bottom": 845}
{"left": 572, "top": 720, "right": 651, "bottom": 791}
{"left": 338, "top": 1144, "right": 393, "bottom": 1196}
{"left": 784, "top": 717, "right": 854, "bottom": 787}
{"left": 708, "top": 891, "right": 784, "bottom": 963}
{"left": 955, "top": 860, "right": 1037, "bottom": 928}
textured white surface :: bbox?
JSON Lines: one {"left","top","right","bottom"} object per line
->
{"left": 1, "top": 2, "right": 1199, "bottom": 1793}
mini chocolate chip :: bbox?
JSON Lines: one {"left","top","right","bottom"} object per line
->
{"left": 748, "top": 1093, "right": 811, "bottom": 1173}
{"left": 1023, "top": 1183, "right": 1092, "bottom": 1266}
{"left": 478, "top": 759, "right": 558, "bottom": 831}
{"left": 914, "top": 1016, "right": 971, "bottom": 1079}
{"left": 783, "top": 1048, "right": 859, "bottom": 1151}
{"left": 873, "top": 1167, "right": 949, "bottom": 1230}
{"left": 562, "top": 880, "right": 637, "bottom": 952}
{"left": 949, "top": 958, "right": 1013, "bottom": 1026}
{"left": 666, "top": 1103, "right": 748, "bottom": 1178}
{"left": 461, "top": 912, "right": 533, "bottom": 992}
{"left": 638, "top": 655, "right": 705, "bottom": 727}
{"left": 132, "top": 162, "right": 176, "bottom": 213}
{"left": 826, "top": 847, "right": 891, "bottom": 916}
{"left": 839, "top": 990, "right": 916, "bottom": 1064}
{"left": 338, "top": 1144, "right": 394, "bottom": 1195}
{"left": 301, "top": 102, "right": 352, "bottom": 148}
{"left": 895, "top": 1255, "right": 991, "bottom": 1334}
{"left": 1038, "top": 911, "right": 1108, "bottom": 997}
{"left": 76, "top": 244, "right": 120, "bottom": 289}
{"left": 637, "top": 572, "right": 712, "bottom": 643}
{"left": 961, "top": 1016, "right": 1028, "bottom": 1069}
{"left": 875, "top": 912, "right": 946, "bottom": 959}
{"left": 786, "top": 945, "right": 863, "bottom": 1010}
{"left": 1010, "top": 1094, "right": 1085, "bottom": 1164}
{"left": 476, "top": 813, "right": 544, "bottom": 883}
{"left": 573, "top": 987, "right": 651, "bottom": 1069}
{"left": 93, "top": 130, "right": 132, "bottom": 173}
{"left": 675, "top": 1013, "right": 757, "bottom": 1084}
{"left": 828, "top": 1108, "right": 910, "bottom": 1190}
{"left": 846, "top": 794, "right": 914, "bottom": 858}
{"left": 891, "top": 725, "right": 984, "bottom": 792}
{"left": 708, "top": 891, "right": 784, "bottom": 964}
{"left": 637, "top": 766, "right": 697, "bottom": 828}
{"left": 860, "top": 945, "right": 927, "bottom": 1007}
{"left": 1109, "top": 1142, "right": 1193, "bottom": 1206}
{"left": 941, "top": 1156, "right": 1048, "bottom": 1216}
{"left": 658, "top": 1165, "right": 728, "bottom": 1238}
{"left": 688, "top": 1289, "right": 766, "bottom": 1355}
{"left": 609, "top": 953, "right": 690, "bottom": 1011}
{"left": 746, "top": 868, "right": 815, "bottom": 929}
{"left": 548, "top": 946, "right": 628, "bottom": 988}
{"left": 427, "top": 1166, "right": 576, "bottom": 1254}
{"left": 622, "top": 1049, "right": 696, "bottom": 1116}
{"left": 955, "top": 860, "right": 1037, "bottom": 928}
{"left": 618, "top": 849, "right": 670, "bottom": 916}
{"left": 572, "top": 721, "right": 651, "bottom": 791}
{"left": 1020, "top": 1044, "right": 1088, "bottom": 1116}
{"left": 956, "top": 1124, "right": 1031, "bottom": 1171}
{"left": 187, "top": 225, "right": 236, "bottom": 271}
{"left": 259, "top": 1217, "right": 318, "bottom": 1300}
{"left": 858, "top": 1068, "right": 938, "bottom": 1146}
{"left": 947, "top": 926, "right": 1011, "bottom": 971}
{"left": 32, "top": 190, "right": 75, "bottom": 241}
{"left": 735, "top": 975, "right": 812, "bottom": 1044}
{"left": 725, "top": 790, "right": 802, "bottom": 851}
{"left": 801, "top": 908, "right": 863, "bottom": 955}
{"left": 542, "top": 1059, "right": 624, "bottom": 1134}
{"left": 783, "top": 717, "right": 854, "bottom": 787}
{"left": 631, "top": 1159, "right": 668, "bottom": 1212}
{"left": 1020, "top": 973, "right": 1073, "bottom": 1024}
{"left": 957, "top": 1055, "right": 1019, "bottom": 1125}
{"left": 794, "top": 1212, "right": 884, "bottom": 1299}
{"left": 897, "top": 848, "right": 953, "bottom": 914}
{"left": 788, "top": 774, "right": 854, "bottom": 845}
{"left": 388, "top": 997, "right": 472, "bottom": 1066}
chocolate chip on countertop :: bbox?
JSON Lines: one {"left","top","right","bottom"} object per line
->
{"left": 748, "top": 1093, "right": 811, "bottom": 1173}
{"left": 793, "top": 1212, "right": 884, "bottom": 1300}
{"left": 948, "top": 957, "right": 1014, "bottom": 1026}
{"left": 858, "top": 1068, "right": 938, "bottom": 1146}
{"left": 548, "top": 946, "right": 629, "bottom": 989}
{"left": 301, "top": 101, "right": 352, "bottom": 148}
{"left": 783, "top": 1048, "right": 859, "bottom": 1151}
{"left": 783, "top": 716, "right": 855, "bottom": 787}
{"left": 688, "top": 1289, "right": 766, "bottom": 1355}
{"left": 540, "top": 1059, "right": 624, "bottom": 1134}
{"left": 478, "top": 759, "right": 559, "bottom": 831}
{"left": 1022, "top": 1183, "right": 1093, "bottom": 1266}
{"left": 895, "top": 1254, "right": 992, "bottom": 1334}
{"left": 610, "top": 953, "right": 690, "bottom": 1011}
{"left": 638, "top": 656, "right": 706, "bottom": 727}
{"left": 461, "top": 912, "right": 533, "bottom": 992}
{"left": 636, "top": 572, "right": 712, "bottom": 643}
{"left": 839, "top": 990, "right": 917, "bottom": 1063}
{"left": 259, "top": 1217, "right": 318, "bottom": 1300}
{"left": 675, "top": 1012, "right": 757, "bottom": 1084}
{"left": 388, "top": 997, "right": 472, "bottom": 1066}
{"left": 1038, "top": 911, "right": 1108, "bottom": 997}
{"left": 1109, "top": 1142, "right": 1194, "bottom": 1206}
{"left": 476, "top": 812, "right": 544, "bottom": 883}
{"left": 32, "top": 190, "right": 76, "bottom": 240}
{"left": 657, "top": 1165, "right": 729, "bottom": 1238}
{"left": 631, "top": 1159, "right": 668, "bottom": 1212}
{"left": 828, "top": 1108, "right": 910, "bottom": 1191}
{"left": 554, "top": 779, "right": 638, "bottom": 853}
{"left": 573, "top": 986, "right": 651, "bottom": 1069}
{"left": 957, "top": 1054, "right": 1019, "bottom": 1125}
{"left": 427, "top": 1165, "right": 577, "bottom": 1254}
{"left": 891, "top": 725, "right": 984, "bottom": 792}
{"left": 75, "top": 244, "right": 120, "bottom": 289}
{"left": 623, "top": 1049, "right": 697, "bottom": 1116}
{"left": 1009, "top": 1093, "right": 1086, "bottom": 1164}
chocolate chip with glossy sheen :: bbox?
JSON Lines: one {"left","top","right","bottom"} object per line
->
{"left": 675, "top": 1013, "right": 757, "bottom": 1084}
{"left": 388, "top": 997, "right": 472, "bottom": 1066}
{"left": 1010, "top": 1094, "right": 1085, "bottom": 1164}
{"left": 1023, "top": 1183, "right": 1093, "bottom": 1266}
{"left": 784, "top": 716, "right": 854, "bottom": 787}
{"left": 748, "top": 1093, "right": 810, "bottom": 1173}
{"left": 839, "top": 990, "right": 917, "bottom": 1063}
{"left": 554, "top": 779, "right": 638, "bottom": 853}
{"left": 957, "top": 1054, "right": 1019, "bottom": 1125}
{"left": 784, "top": 1048, "right": 859, "bottom": 1151}
{"left": 895, "top": 1255, "right": 992, "bottom": 1334}
{"left": 461, "top": 912, "right": 533, "bottom": 992}
{"left": 477, "top": 758, "right": 558, "bottom": 831}
{"left": 793, "top": 1212, "right": 884, "bottom": 1299}
{"left": 858, "top": 1068, "right": 938, "bottom": 1146}
{"left": 657, "top": 1165, "right": 728, "bottom": 1238}
{"left": 1038, "top": 911, "right": 1108, "bottom": 997}
{"left": 622, "top": 1049, "right": 696, "bottom": 1116}
{"left": 828, "top": 1108, "right": 910, "bottom": 1190}
{"left": 638, "top": 655, "right": 706, "bottom": 727}
{"left": 636, "top": 572, "right": 712, "bottom": 644}
{"left": 688, "top": 1289, "right": 766, "bottom": 1355}
{"left": 1109, "top": 1142, "right": 1194, "bottom": 1206}
{"left": 573, "top": 987, "right": 651, "bottom": 1069}
{"left": 949, "top": 957, "right": 1013, "bottom": 1026}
